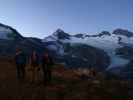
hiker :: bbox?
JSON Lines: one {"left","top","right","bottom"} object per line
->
{"left": 29, "top": 50, "right": 40, "bottom": 83}
{"left": 90, "top": 68, "right": 97, "bottom": 78}
{"left": 15, "top": 48, "right": 27, "bottom": 81}
{"left": 41, "top": 51, "right": 54, "bottom": 85}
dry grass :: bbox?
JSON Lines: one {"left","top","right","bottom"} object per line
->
{"left": 0, "top": 58, "right": 133, "bottom": 100}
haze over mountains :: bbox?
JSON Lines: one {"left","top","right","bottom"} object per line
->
{"left": 0, "top": 23, "right": 133, "bottom": 71}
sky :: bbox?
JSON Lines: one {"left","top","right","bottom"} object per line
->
{"left": 0, "top": 0, "right": 133, "bottom": 38}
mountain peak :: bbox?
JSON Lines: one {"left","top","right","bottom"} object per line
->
{"left": 53, "top": 28, "right": 70, "bottom": 39}
{"left": 113, "top": 29, "right": 133, "bottom": 37}
{"left": 55, "top": 28, "right": 65, "bottom": 33}
{"left": 100, "top": 31, "right": 111, "bottom": 36}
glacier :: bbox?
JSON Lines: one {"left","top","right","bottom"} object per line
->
{"left": 49, "top": 33, "right": 130, "bottom": 69}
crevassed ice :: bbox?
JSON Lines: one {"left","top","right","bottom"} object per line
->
{"left": 63, "top": 34, "right": 129, "bottom": 68}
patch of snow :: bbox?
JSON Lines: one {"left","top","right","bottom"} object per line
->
{"left": 122, "top": 37, "right": 133, "bottom": 44}
{"left": 0, "top": 26, "right": 13, "bottom": 39}
{"left": 47, "top": 45, "right": 58, "bottom": 51}
{"left": 0, "top": 27, "right": 12, "bottom": 33}
{"left": 43, "top": 35, "right": 58, "bottom": 42}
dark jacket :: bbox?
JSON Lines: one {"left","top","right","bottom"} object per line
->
{"left": 15, "top": 52, "right": 27, "bottom": 65}
{"left": 30, "top": 54, "right": 39, "bottom": 67}
{"left": 42, "top": 55, "right": 54, "bottom": 69}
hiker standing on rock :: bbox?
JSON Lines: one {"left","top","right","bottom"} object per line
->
{"left": 15, "top": 48, "right": 27, "bottom": 81}
{"left": 41, "top": 51, "right": 54, "bottom": 85}
{"left": 29, "top": 50, "right": 40, "bottom": 83}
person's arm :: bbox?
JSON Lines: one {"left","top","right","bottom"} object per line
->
{"left": 29, "top": 56, "right": 32, "bottom": 66}
{"left": 27, "top": 56, "right": 33, "bottom": 71}
{"left": 49, "top": 56, "right": 54, "bottom": 66}
{"left": 14, "top": 54, "right": 17, "bottom": 65}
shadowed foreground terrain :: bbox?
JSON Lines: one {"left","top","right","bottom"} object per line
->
{"left": 0, "top": 58, "right": 133, "bottom": 100}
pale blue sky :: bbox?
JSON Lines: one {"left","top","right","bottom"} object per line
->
{"left": 0, "top": 0, "right": 133, "bottom": 38}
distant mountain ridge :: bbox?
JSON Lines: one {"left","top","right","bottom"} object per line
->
{"left": 113, "top": 29, "right": 133, "bottom": 37}
{"left": 0, "top": 23, "right": 23, "bottom": 40}
{"left": 43, "top": 28, "right": 133, "bottom": 69}
{"left": 0, "top": 23, "right": 45, "bottom": 56}
{"left": 0, "top": 23, "right": 133, "bottom": 71}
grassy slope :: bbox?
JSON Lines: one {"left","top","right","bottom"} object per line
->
{"left": 0, "top": 58, "right": 133, "bottom": 100}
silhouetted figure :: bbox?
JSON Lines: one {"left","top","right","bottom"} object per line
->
{"left": 90, "top": 68, "right": 97, "bottom": 78}
{"left": 42, "top": 52, "right": 54, "bottom": 85}
{"left": 30, "top": 50, "right": 40, "bottom": 83}
{"left": 15, "top": 48, "right": 27, "bottom": 81}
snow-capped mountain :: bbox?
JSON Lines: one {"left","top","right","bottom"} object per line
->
{"left": 43, "top": 29, "right": 70, "bottom": 42}
{"left": 113, "top": 29, "right": 133, "bottom": 37}
{"left": 0, "top": 23, "right": 23, "bottom": 40}
{"left": 0, "top": 23, "right": 45, "bottom": 56}
{"left": 43, "top": 29, "right": 133, "bottom": 69}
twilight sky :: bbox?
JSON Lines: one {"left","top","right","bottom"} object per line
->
{"left": 0, "top": 0, "right": 133, "bottom": 38}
